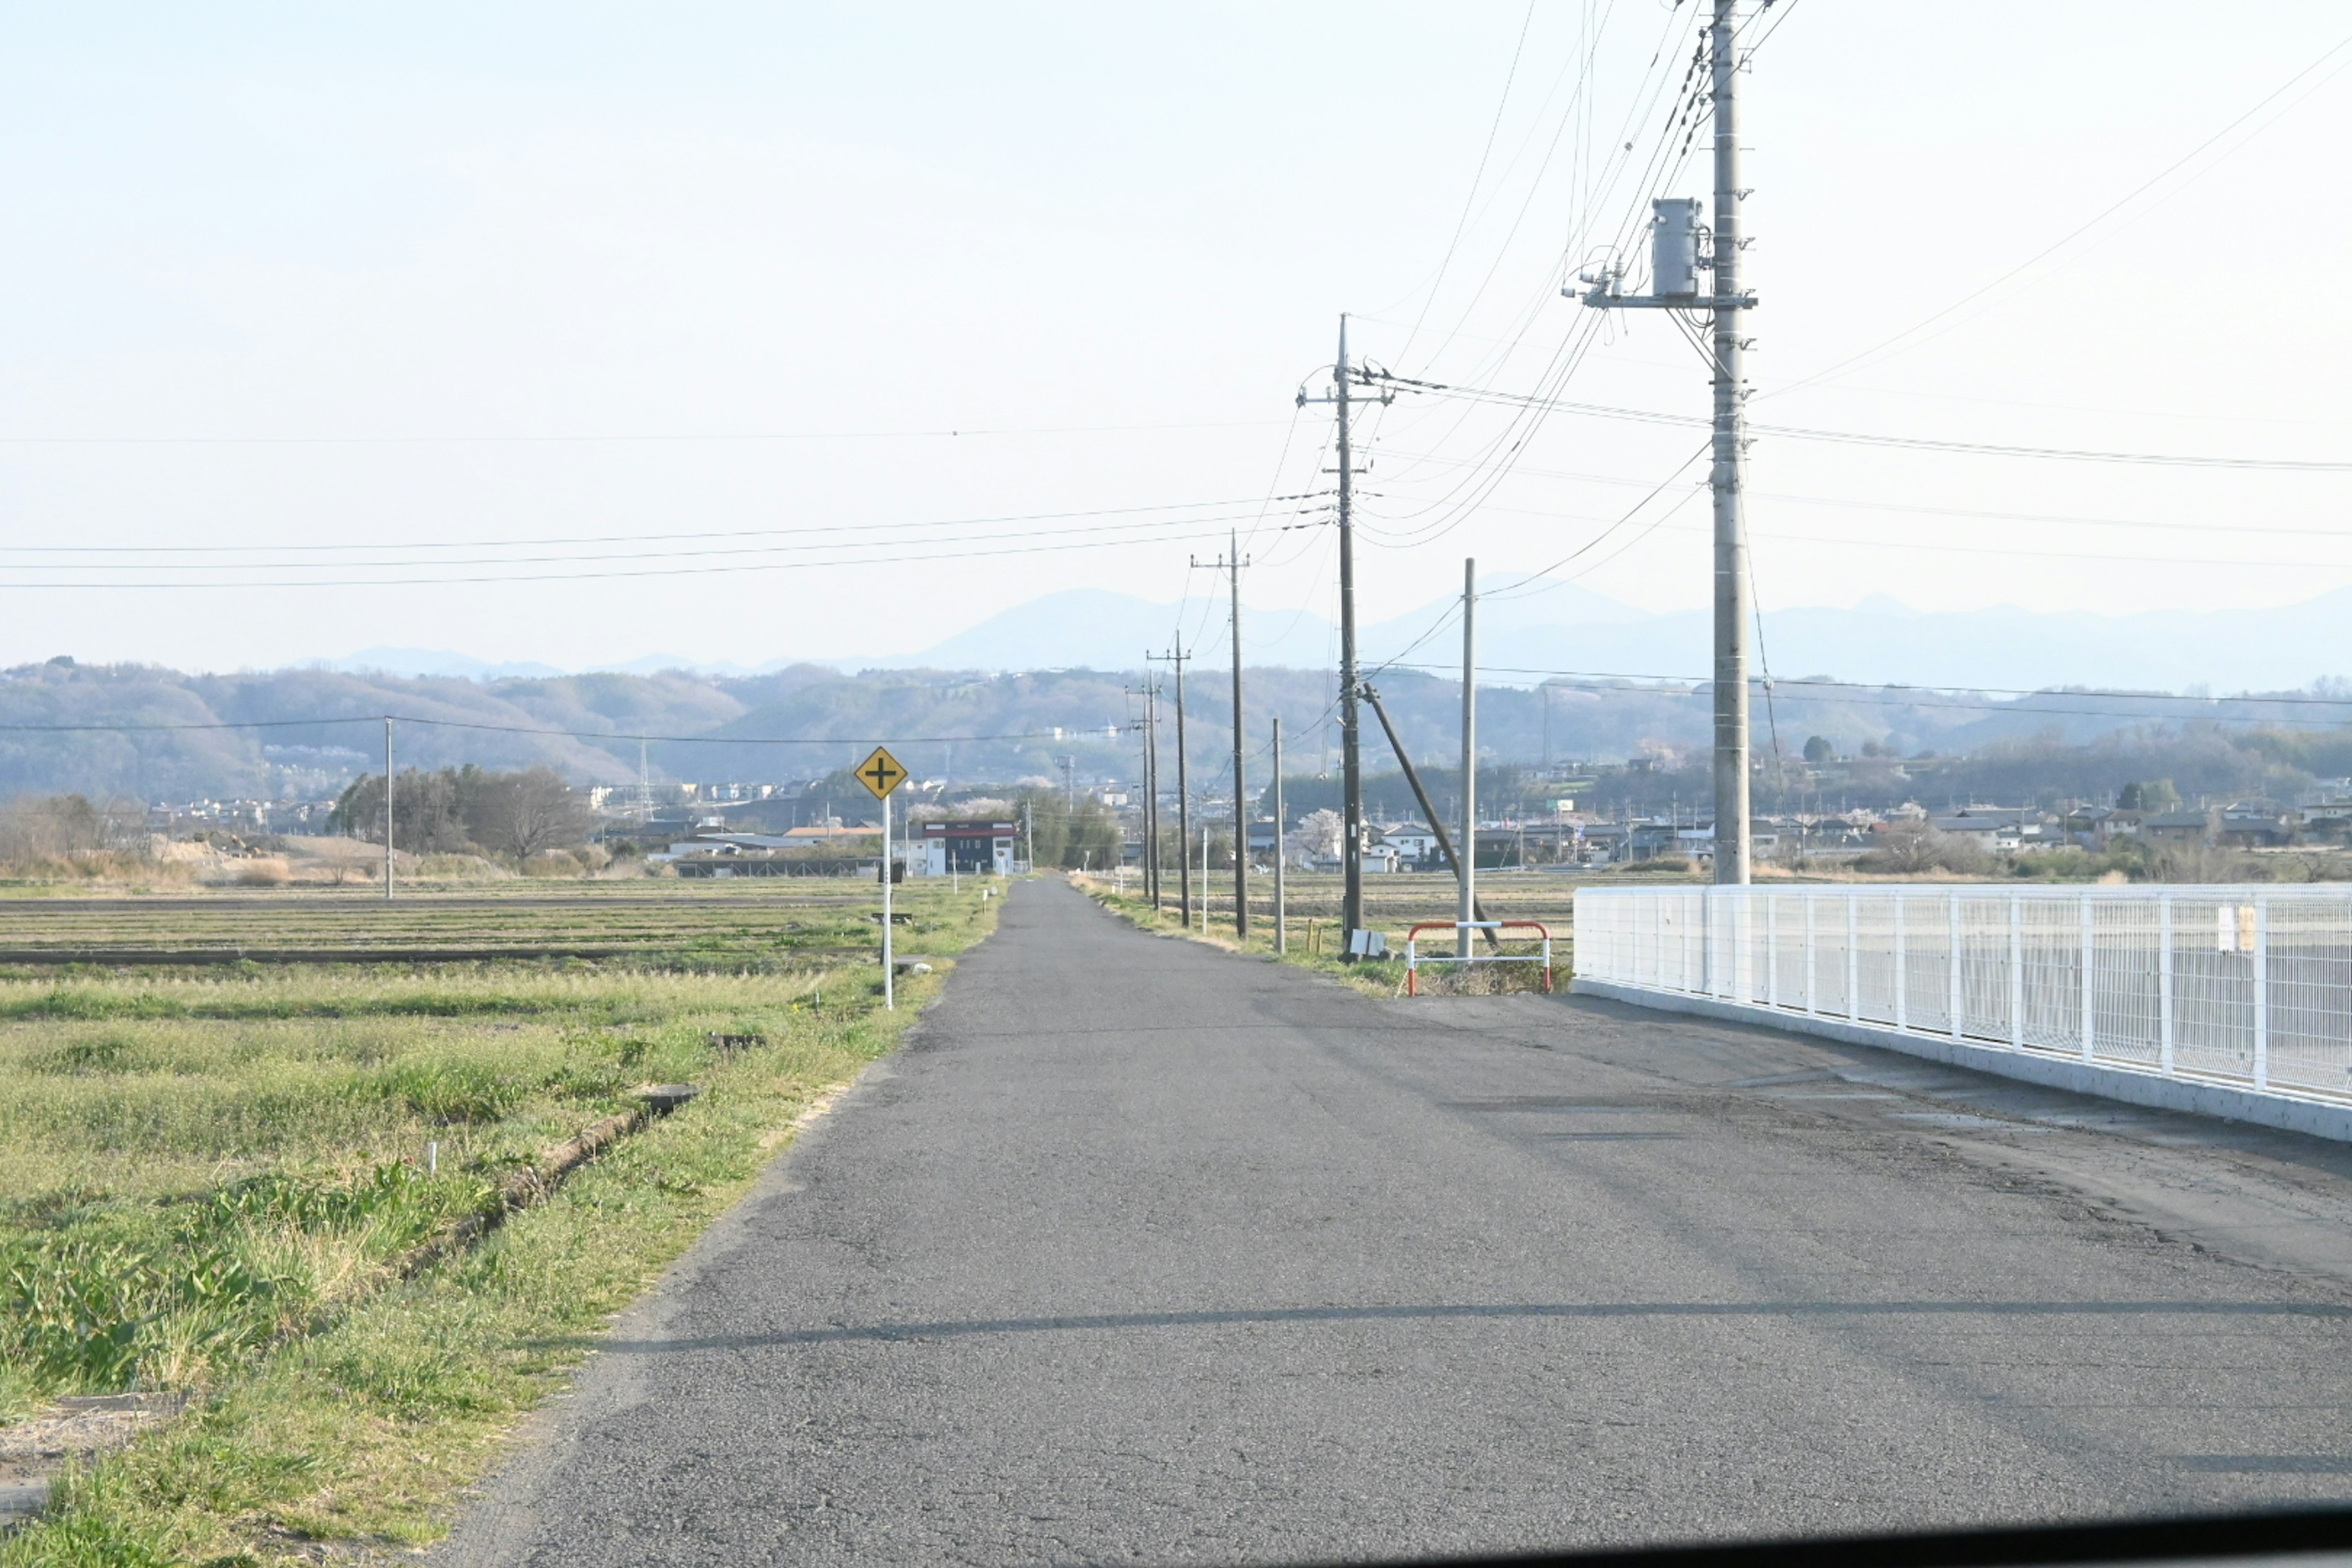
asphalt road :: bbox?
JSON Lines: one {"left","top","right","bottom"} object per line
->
{"left": 435, "top": 878, "right": 2352, "bottom": 1566}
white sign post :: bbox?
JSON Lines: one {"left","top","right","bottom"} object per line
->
{"left": 855, "top": 746, "right": 910, "bottom": 1010}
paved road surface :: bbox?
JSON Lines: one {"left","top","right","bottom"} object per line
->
{"left": 436, "top": 880, "right": 2352, "bottom": 1565}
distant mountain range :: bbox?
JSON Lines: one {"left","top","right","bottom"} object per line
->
{"left": 336, "top": 582, "right": 2352, "bottom": 696}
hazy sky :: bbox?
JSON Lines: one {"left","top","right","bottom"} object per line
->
{"left": 2, "top": 3, "right": 2347, "bottom": 675}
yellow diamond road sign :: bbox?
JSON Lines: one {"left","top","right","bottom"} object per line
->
{"left": 854, "top": 745, "right": 908, "bottom": 800}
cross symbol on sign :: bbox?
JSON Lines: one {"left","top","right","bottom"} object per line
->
{"left": 855, "top": 746, "right": 908, "bottom": 799}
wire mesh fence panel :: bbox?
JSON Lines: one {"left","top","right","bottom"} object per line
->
{"left": 2089, "top": 895, "right": 2163, "bottom": 1069}
{"left": 1766, "top": 893, "right": 1801, "bottom": 1011}
{"left": 1956, "top": 894, "right": 2015, "bottom": 1045}
{"left": 1853, "top": 893, "right": 1899, "bottom": 1027}
{"left": 2170, "top": 894, "right": 2257, "bottom": 1083}
{"left": 2267, "top": 895, "right": 2352, "bottom": 1098}
{"left": 1574, "top": 884, "right": 2352, "bottom": 1108}
{"left": 2018, "top": 895, "right": 2083, "bottom": 1053}
{"left": 1897, "top": 892, "right": 1953, "bottom": 1035}
{"left": 1812, "top": 895, "right": 1851, "bottom": 1020}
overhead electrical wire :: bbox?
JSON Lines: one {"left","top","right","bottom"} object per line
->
{"left": 0, "top": 509, "right": 1320, "bottom": 577}
{"left": 0, "top": 494, "right": 1324, "bottom": 559}
{"left": 1368, "top": 451, "right": 2352, "bottom": 543}
{"left": 1363, "top": 372, "right": 2352, "bottom": 472}
{"left": 0, "top": 418, "right": 1293, "bottom": 448}
{"left": 1764, "top": 24, "right": 2352, "bottom": 398}
{"left": 1371, "top": 662, "right": 2352, "bottom": 731}
{"left": 0, "top": 714, "right": 1090, "bottom": 744}
{"left": 0, "top": 516, "right": 1328, "bottom": 590}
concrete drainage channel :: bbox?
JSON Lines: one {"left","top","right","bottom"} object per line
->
{"left": 0, "top": 1079, "right": 709, "bottom": 1531}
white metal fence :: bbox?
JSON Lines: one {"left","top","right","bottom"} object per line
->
{"left": 1573, "top": 885, "right": 2352, "bottom": 1103}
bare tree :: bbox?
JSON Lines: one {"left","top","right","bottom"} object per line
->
{"left": 469, "top": 767, "right": 589, "bottom": 861}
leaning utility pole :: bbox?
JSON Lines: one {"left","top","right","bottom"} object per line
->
{"left": 1574, "top": 0, "right": 1757, "bottom": 884}
{"left": 1193, "top": 533, "right": 1251, "bottom": 937}
{"left": 1457, "top": 559, "right": 1476, "bottom": 959}
{"left": 1296, "top": 315, "right": 1390, "bottom": 951}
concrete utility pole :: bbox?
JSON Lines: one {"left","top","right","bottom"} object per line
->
{"left": 1272, "top": 716, "right": 1286, "bottom": 954}
{"left": 1574, "top": 0, "right": 1757, "bottom": 885}
{"left": 1145, "top": 682, "right": 1161, "bottom": 908}
{"left": 382, "top": 716, "right": 394, "bottom": 900}
{"left": 1457, "top": 560, "right": 1476, "bottom": 959}
{"left": 1194, "top": 533, "right": 1251, "bottom": 938}
{"left": 1131, "top": 680, "right": 1161, "bottom": 909}
{"left": 1295, "top": 315, "right": 1391, "bottom": 952}
{"left": 1151, "top": 638, "right": 1193, "bottom": 927}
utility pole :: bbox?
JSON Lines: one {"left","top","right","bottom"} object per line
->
{"left": 1150, "top": 638, "right": 1192, "bottom": 927}
{"left": 1145, "top": 681, "right": 1161, "bottom": 908}
{"left": 382, "top": 716, "right": 394, "bottom": 900}
{"left": 1296, "top": 315, "right": 1391, "bottom": 952}
{"left": 1193, "top": 533, "right": 1251, "bottom": 938}
{"left": 1130, "top": 680, "right": 1161, "bottom": 909}
{"left": 1272, "top": 715, "right": 1286, "bottom": 954}
{"left": 1574, "top": 0, "right": 1757, "bottom": 885}
{"left": 1458, "top": 559, "right": 1476, "bottom": 959}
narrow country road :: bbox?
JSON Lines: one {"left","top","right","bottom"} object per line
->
{"left": 435, "top": 879, "right": 2352, "bottom": 1566}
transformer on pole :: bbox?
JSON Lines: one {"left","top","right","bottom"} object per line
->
{"left": 1573, "top": 0, "right": 1758, "bottom": 885}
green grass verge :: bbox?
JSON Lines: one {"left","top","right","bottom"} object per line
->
{"left": 0, "top": 882, "right": 999, "bottom": 1566}
{"left": 1076, "top": 874, "right": 1560, "bottom": 998}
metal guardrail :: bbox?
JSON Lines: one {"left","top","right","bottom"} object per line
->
{"left": 1573, "top": 884, "right": 2352, "bottom": 1104}
{"left": 1404, "top": 921, "right": 1554, "bottom": 997}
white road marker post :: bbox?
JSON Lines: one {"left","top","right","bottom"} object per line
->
{"left": 854, "top": 746, "right": 910, "bottom": 1011}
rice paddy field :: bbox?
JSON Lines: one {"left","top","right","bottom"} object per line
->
{"left": 0, "top": 877, "right": 1000, "bottom": 1565}
{"left": 0, "top": 883, "right": 897, "bottom": 965}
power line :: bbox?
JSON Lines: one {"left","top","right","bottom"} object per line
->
{"left": 0, "top": 494, "right": 1325, "bottom": 557}
{"left": 0, "top": 508, "right": 1307, "bottom": 575}
{"left": 1365, "top": 445, "right": 2352, "bottom": 540}
{"left": 0, "top": 418, "right": 1294, "bottom": 448}
{"left": 1374, "top": 660, "right": 2352, "bottom": 728}
{"left": 0, "top": 518, "right": 1328, "bottom": 590}
{"left": 1366, "top": 372, "right": 2352, "bottom": 471}
{"left": 1765, "top": 25, "right": 2352, "bottom": 398}
{"left": 0, "top": 713, "right": 1094, "bottom": 744}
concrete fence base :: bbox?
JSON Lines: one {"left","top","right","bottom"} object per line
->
{"left": 1571, "top": 976, "right": 2352, "bottom": 1147}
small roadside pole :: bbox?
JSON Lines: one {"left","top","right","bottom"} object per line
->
{"left": 855, "top": 745, "right": 910, "bottom": 1010}
{"left": 1272, "top": 716, "right": 1286, "bottom": 954}
{"left": 383, "top": 715, "right": 395, "bottom": 900}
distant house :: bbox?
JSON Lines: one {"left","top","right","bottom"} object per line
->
{"left": 2217, "top": 802, "right": 2297, "bottom": 849}
{"left": 1380, "top": 822, "right": 1440, "bottom": 864}
{"left": 2141, "top": 807, "right": 2218, "bottom": 846}
{"left": 2062, "top": 805, "right": 2143, "bottom": 846}
{"left": 913, "top": 818, "right": 1017, "bottom": 876}
{"left": 1929, "top": 809, "right": 2051, "bottom": 853}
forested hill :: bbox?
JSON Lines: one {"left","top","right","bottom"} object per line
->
{"left": 5, "top": 655, "right": 2351, "bottom": 807}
